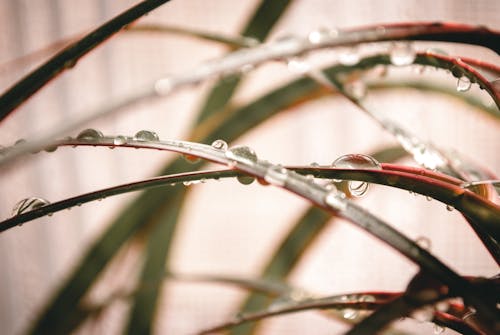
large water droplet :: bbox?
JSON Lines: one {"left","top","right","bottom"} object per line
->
{"left": 113, "top": 136, "right": 127, "bottom": 146}
{"left": 77, "top": 128, "right": 103, "bottom": 141}
{"left": 264, "top": 165, "right": 288, "bottom": 186}
{"left": 332, "top": 154, "right": 381, "bottom": 197}
{"left": 344, "top": 80, "right": 366, "bottom": 100}
{"left": 456, "top": 76, "right": 471, "bottom": 92}
{"left": 133, "top": 130, "right": 159, "bottom": 142}
{"left": 339, "top": 47, "right": 360, "bottom": 66}
{"left": 211, "top": 139, "right": 228, "bottom": 151}
{"left": 225, "top": 145, "right": 258, "bottom": 166}
{"left": 237, "top": 174, "right": 255, "bottom": 185}
{"left": 390, "top": 43, "right": 416, "bottom": 66}
{"left": 12, "top": 197, "right": 50, "bottom": 218}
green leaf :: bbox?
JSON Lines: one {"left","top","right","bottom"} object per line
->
{"left": 127, "top": 0, "right": 294, "bottom": 333}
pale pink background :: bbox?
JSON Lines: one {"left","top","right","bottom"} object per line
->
{"left": 0, "top": 0, "right": 498, "bottom": 334}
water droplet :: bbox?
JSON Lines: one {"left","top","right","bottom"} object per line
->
{"left": 339, "top": 295, "right": 359, "bottom": 320}
{"left": 339, "top": 47, "right": 360, "bottom": 66}
{"left": 211, "top": 139, "right": 228, "bottom": 151}
{"left": 14, "top": 139, "right": 27, "bottom": 146}
{"left": 76, "top": 128, "right": 103, "bottom": 141}
{"left": 308, "top": 27, "right": 338, "bottom": 44}
{"left": 390, "top": 43, "right": 416, "bottom": 66}
{"left": 415, "top": 236, "right": 432, "bottom": 250}
{"left": 310, "top": 162, "right": 320, "bottom": 167}
{"left": 113, "top": 136, "right": 127, "bottom": 146}
{"left": 264, "top": 165, "right": 288, "bottom": 186}
{"left": 411, "top": 306, "right": 434, "bottom": 322}
{"left": 133, "top": 130, "right": 159, "bottom": 142}
{"left": 287, "top": 57, "right": 310, "bottom": 74}
{"left": 342, "top": 308, "right": 359, "bottom": 320}
{"left": 359, "top": 295, "right": 376, "bottom": 303}
{"left": 426, "top": 196, "right": 433, "bottom": 201}
{"left": 12, "top": 197, "right": 50, "bottom": 217}
{"left": 332, "top": 154, "right": 381, "bottom": 197}
{"left": 44, "top": 143, "right": 58, "bottom": 153}
{"left": 433, "top": 324, "right": 445, "bottom": 334}
{"left": 324, "top": 187, "right": 347, "bottom": 211}
{"left": 237, "top": 174, "right": 255, "bottom": 185}
{"left": 225, "top": 145, "right": 258, "bottom": 166}
{"left": 456, "top": 76, "right": 471, "bottom": 92}
{"left": 446, "top": 204, "right": 454, "bottom": 211}
{"left": 344, "top": 80, "right": 366, "bottom": 100}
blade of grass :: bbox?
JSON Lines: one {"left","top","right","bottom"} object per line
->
{"left": 125, "top": 1, "right": 293, "bottom": 332}
{"left": 194, "top": 0, "right": 292, "bottom": 124}
{"left": 0, "top": 0, "right": 171, "bottom": 121}
{"left": 28, "top": 52, "right": 498, "bottom": 334}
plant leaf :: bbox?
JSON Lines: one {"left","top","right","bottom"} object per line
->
{"left": 230, "top": 147, "right": 407, "bottom": 335}
{"left": 126, "top": 0, "right": 293, "bottom": 333}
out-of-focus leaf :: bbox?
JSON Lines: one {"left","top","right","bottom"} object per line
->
{"left": 125, "top": 1, "right": 293, "bottom": 333}
{"left": 195, "top": 0, "right": 293, "bottom": 123}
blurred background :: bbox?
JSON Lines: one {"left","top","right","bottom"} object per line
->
{"left": 0, "top": 0, "right": 498, "bottom": 334}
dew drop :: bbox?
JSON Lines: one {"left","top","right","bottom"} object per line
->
{"left": 44, "top": 143, "right": 58, "bottom": 153}
{"left": 415, "top": 236, "right": 432, "bottom": 250}
{"left": 324, "top": 187, "right": 347, "bottom": 211}
{"left": 433, "top": 324, "right": 445, "bottom": 334}
{"left": 332, "top": 154, "right": 381, "bottom": 197}
{"left": 264, "top": 165, "right": 288, "bottom": 187}
{"left": 133, "top": 130, "right": 159, "bottom": 142}
{"left": 339, "top": 47, "right": 360, "bottom": 66}
{"left": 344, "top": 80, "right": 366, "bottom": 100}
{"left": 446, "top": 204, "right": 454, "bottom": 211}
{"left": 236, "top": 174, "right": 255, "bottom": 185}
{"left": 310, "top": 162, "right": 320, "bottom": 167}
{"left": 14, "top": 139, "right": 27, "bottom": 146}
{"left": 12, "top": 197, "right": 50, "bottom": 217}
{"left": 76, "top": 128, "right": 103, "bottom": 141}
{"left": 211, "top": 139, "right": 228, "bottom": 151}
{"left": 113, "top": 136, "right": 127, "bottom": 146}
{"left": 390, "top": 43, "right": 416, "bottom": 66}
{"left": 225, "top": 145, "right": 258, "bottom": 166}
{"left": 287, "top": 57, "right": 310, "bottom": 74}
{"left": 339, "top": 295, "right": 359, "bottom": 320}
{"left": 308, "top": 27, "right": 338, "bottom": 45}
{"left": 359, "top": 295, "right": 376, "bottom": 303}
{"left": 425, "top": 196, "right": 433, "bottom": 201}
{"left": 342, "top": 308, "right": 359, "bottom": 320}
{"left": 456, "top": 76, "right": 472, "bottom": 92}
